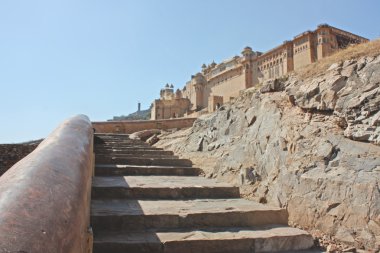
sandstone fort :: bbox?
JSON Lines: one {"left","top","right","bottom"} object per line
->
{"left": 1, "top": 22, "right": 380, "bottom": 252}
{"left": 151, "top": 24, "right": 368, "bottom": 119}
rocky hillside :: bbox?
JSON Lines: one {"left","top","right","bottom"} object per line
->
{"left": 155, "top": 41, "right": 380, "bottom": 251}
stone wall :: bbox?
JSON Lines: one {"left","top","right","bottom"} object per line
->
{"left": 151, "top": 98, "right": 191, "bottom": 120}
{"left": 293, "top": 34, "right": 314, "bottom": 70}
{"left": 92, "top": 118, "right": 197, "bottom": 134}
{"left": 210, "top": 73, "right": 246, "bottom": 103}
{"left": 0, "top": 142, "right": 41, "bottom": 176}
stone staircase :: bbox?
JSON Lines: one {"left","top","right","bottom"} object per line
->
{"left": 91, "top": 133, "right": 315, "bottom": 253}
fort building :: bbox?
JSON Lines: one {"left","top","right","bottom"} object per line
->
{"left": 151, "top": 24, "right": 368, "bottom": 120}
{"left": 151, "top": 84, "right": 191, "bottom": 120}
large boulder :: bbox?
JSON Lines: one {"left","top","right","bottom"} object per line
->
{"left": 260, "top": 78, "right": 286, "bottom": 93}
{"left": 129, "top": 129, "right": 161, "bottom": 141}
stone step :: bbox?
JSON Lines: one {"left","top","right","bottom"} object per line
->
{"left": 95, "top": 133, "right": 130, "bottom": 136}
{"left": 92, "top": 176, "right": 239, "bottom": 199}
{"left": 95, "top": 139, "right": 148, "bottom": 143}
{"left": 95, "top": 145, "right": 157, "bottom": 150}
{"left": 95, "top": 139, "right": 149, "bottom": 144}
{"left": 95, "top": 150, "right": 174, "bottom": 156}
{"left": 95, "top": 138, "right": 133, "bottom": 141}
{"left": 93, "top": 226, "right": 315, "bottom": 253}
{"left": 95, "top": 164, "right": 200, "bottom": 176}
{"left": 95, "top": 157, "right": 193, "bottom": 167}
{"left": 95, "top": 137, "right": 133, "bottom": 140}
{"left": 95, "top": 147, "right": 163, "bottom": 152}
{"left": 95, "top": 137, "right": 130, "bottom": 140}
{"left": 94, "top": 139, "right": 132, "bottom": 143}
{"left": 94, "top": 138, "right": 143, "bottom": 145}
{"left": 91, "top": 199, "right": 288, "bottom": 232}
{"left": 96, "top": 144, "right": 150, "bottom": 148}
{"left": 96, "top": 154, "right": 178, "bottom": 159}
{"left": 95, "top": 144, "right": 151, "bottom": 148}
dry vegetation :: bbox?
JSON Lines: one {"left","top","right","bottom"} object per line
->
{"left": 295, "top": 38, "right": 380, "bottom": 79}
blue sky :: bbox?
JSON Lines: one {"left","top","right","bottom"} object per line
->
{"left": 0, "top": 0, "right": 379, "bottom": 143}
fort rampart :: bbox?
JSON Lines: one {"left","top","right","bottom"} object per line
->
{"left": 92, "top": 118, "right": 197, "bottom": 134}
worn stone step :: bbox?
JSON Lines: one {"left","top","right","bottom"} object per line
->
{"left": 94, "top": 135, "right": 130, "bottom": 140}
{"left": 94, "top": 140, "right": 133, "bottom": 143}
{"left": 94, "top": 145, "right": 154, "bottom": 153}
{"left": 95, "top": 144, "right": 151, "bottom": 149}
{"left": 92, "top": 176, "right": 239, "bottom": 199}
{"left": 96, "top": 154, "right": 178, "bottom": 159}
{"left": 95, "top": 138, "right": 131, "bottom": 141}
{"left": 95, "top": 145, "right": 159, "bottom": 150}
{"left": 93, "top": 226, "right": 314, "bottom": 253}
{"left": 94, "top": 138, "right": 151, "bottom": 142}
{"left": 91, "top": 199, "right": 288, "bottom": 232}
{"left": 95, "top": 147, "right": 163, "bottom": 152}
{"left": 95, "top": 150, "right": 174, "bottom": 156}
{"left": 95, "top": 138, "right": 134, "bottom": 141}
{"left": 95, "top": 164, "right": 200, "bottom": 176}
{"left": 96, "top": 144, "right": 150, "bottom": 148}
{"left": 95, "top": 139, "right": 148, "bottom": 143}
{"left": 94, "top": 138, "right": 144, "bottom": 144}
{"left": 95, "top": 133, "right": 130, "bottom": 136}
{"left": 95, "top": 157, "right": 193, "bottom": 167}
{"left": 95, "top": 138, "right": 144, "bottom": 142}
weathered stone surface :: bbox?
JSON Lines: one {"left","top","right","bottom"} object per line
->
{"left": 146, "top": 133, "right": 160, "bottom": 145}
{"left": 95, "top": 156, "right": 192, "bottom": 166}
{"left": 129, "top": 129, "right": 161, "bottom": 141}
{"left": 260, "top": 78, "right": 286, "bottom": 93}
{"left": 95, "top": 164, "right": 200, "bottom": 176}
{"left": 92, "top": 133, "right": 314, "bottom": 252}
{"left": 91, "top": 198, "right": 289, "bottom": 231}
{"left": 94, "top": 226, "right": 314, "bottom": 253}
{"left": 155, "top": 55, "right": 380, "bottom": 250}
{"left": 92, "top": 175, "right": 240, "bottom": 199}
{"left": 0, "top": 115, "right": 93, "bottom": 253}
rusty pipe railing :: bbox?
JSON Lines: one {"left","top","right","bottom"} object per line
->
{"left": 0, "top": 115, "right": 94, "bottom": 253}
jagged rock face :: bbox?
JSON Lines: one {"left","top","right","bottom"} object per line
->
{"left": 286, "top": 56, "right": 380, "bottom": 144}
{"left": 155, "top": 55, "right": 380, "bottom": 250}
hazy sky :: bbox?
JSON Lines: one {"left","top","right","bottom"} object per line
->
{"left": 0, "top": 0, "right": 379, "bottom": 143}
